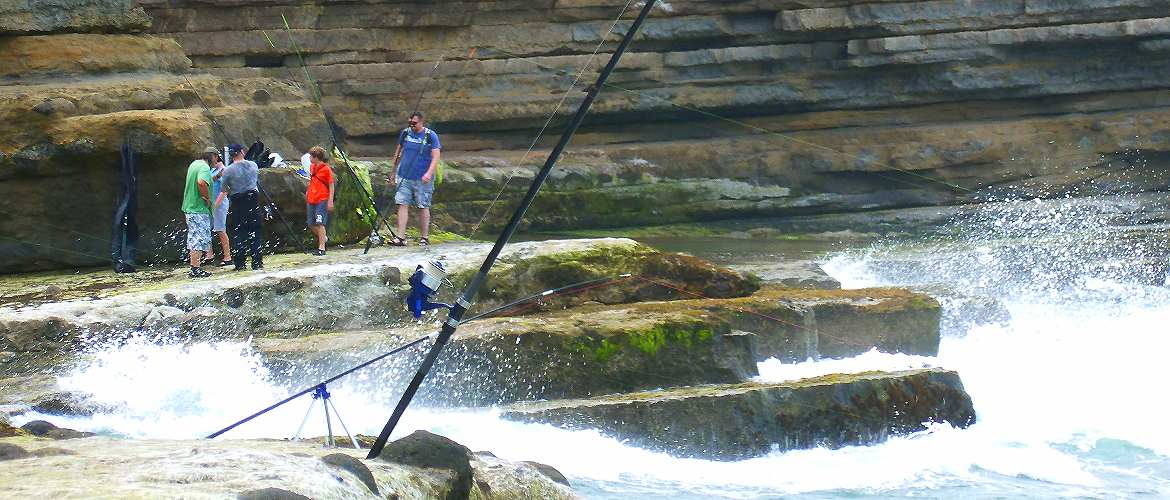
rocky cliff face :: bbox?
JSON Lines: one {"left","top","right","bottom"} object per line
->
{"left": 139, "top": 0, "right": 1170, "bottom": 233}
{"left": 6, "top": 0, "right": 1170, "bottom": 272}
{"left": 0, "top": 0, "right": 369, "bottom": 274}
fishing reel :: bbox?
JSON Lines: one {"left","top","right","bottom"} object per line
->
{"left": 405, "top": 259, "right": 452, "bottom": 318}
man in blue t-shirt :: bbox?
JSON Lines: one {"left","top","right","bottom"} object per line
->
{"left": 388, "top": 112, "right": 442, "bottom": 246}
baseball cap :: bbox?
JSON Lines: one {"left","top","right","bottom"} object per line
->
{"left": 228, "top": 143, "right": 245, "bottom": 156}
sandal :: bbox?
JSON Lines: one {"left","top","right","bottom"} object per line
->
{"left": 418, "top": 237, "right": 429, "bottom": 246}
{"left": 388, "top": 236, "right": 407, "bottom": 247}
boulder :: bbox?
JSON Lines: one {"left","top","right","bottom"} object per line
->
{"left": 502, "top": 368, "right": 976, "bottom": 460}
{"left": 19, "top": 420, "right": 95, "bottom": 440}
{"left": 377, "top": 430, "right": 474, "bottom": 500}
{"left": 454, "top": 239, "right": 760, "bottom": 317}
{"left": 522, "top": 461, "right": 571, "bottom": 486}
{"left": 0, "top": 443, "right": 30, "bottom": 462}
{"left": 320, "top": 453, "right": 379, "bottom": 496}
{"left": 236, "top": 488, "right": 310, "bottom": 500}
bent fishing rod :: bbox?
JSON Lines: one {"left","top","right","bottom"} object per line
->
{"left": 182, "top": 75, "right": 309, "bottom": 254}
{"left": 365, "top": 0, "right": 659, "bottom": 458}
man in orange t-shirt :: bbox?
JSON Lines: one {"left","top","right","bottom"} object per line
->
{"left": 305, "top": 146, "right": 335, "bottom": 256}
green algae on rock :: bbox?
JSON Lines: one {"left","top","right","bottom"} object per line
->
{"left": 0, "top": 239, "right": 756, "bottom": 378}
{"left": 451, "top": 239, "right": 759, "bottom": 316}
{"left": 501, "top": 368, "right": 976, "bottom": 460}
{"left": 255, "top": 283, "right": 941, "bottom": 407}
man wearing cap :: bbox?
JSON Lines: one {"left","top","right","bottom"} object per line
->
{"left": 216, "top": 143, "right": 264, "bottom": 270}
{"left": 387, "top": 112, "right": 441, "bottom": 246}
{"left": 181, "top": 147, "right": 217, "bottom": 278}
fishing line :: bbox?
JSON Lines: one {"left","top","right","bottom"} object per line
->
{"left": 273, "top": 14, "right": 401, "bottom": 245}
{"left": 0, "top": 235, "right": 121, "bottom": 262}
{"left": 466, "top": 0, "right": 639, "bottom": 237}
{"left": 34, "top": 219, "right": 172, "bottom": 263}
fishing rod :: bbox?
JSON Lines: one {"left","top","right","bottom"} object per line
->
{"left": 274, "top": 15, "right": 401, "bottom": 250}
{"left": 365, "top": 0, "right": 659, "bottom": 459}
{"left": 181, "top": 75, "right": 310, "bottom": 255}
{"left": 204, "top": 271, "right": 633, "bottom": 440}
{"left": 202, "top": 270, "right": 624, "bottom": 440}
{"left": 206, "top": 333, "right": 433, "bottom": 439}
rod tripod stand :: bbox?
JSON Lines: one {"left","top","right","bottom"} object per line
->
{"left": 292, "top": 384, "right": 360, "bottom": 449}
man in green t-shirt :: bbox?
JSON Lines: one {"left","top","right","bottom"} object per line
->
{"left": 182, "top": 147, "right": 218, "bottom": 278}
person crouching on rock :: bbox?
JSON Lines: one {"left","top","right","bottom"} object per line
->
{"left": 387, "top": 112, "right": 441, "bottom": 246}
{"left": 181, "top": 147, "right": 217, "bottom": 278}
{"left": 217, "top": 143, "right": 264, "bottom": 271}
{"left": 305, "top": 146, "right": 335, "bottom": 256}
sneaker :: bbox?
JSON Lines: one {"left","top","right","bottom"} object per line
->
{"left": 188, "top": 267, "right": 211, "bottom": 279}
{"left": 217, "top": 260, "right": 232, "bottom": 267}
{"left": 313, "top": 249, "right": 326, "bottom": 256}
{"left": 233, "top": 264, "right": 247, "bottom": 271}
{"left": 251, "top": 261, "right": 264, "bottom": 271}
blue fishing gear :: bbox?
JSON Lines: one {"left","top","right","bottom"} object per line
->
{"left": 405, "top": 260, "right": 451, "bottom": 318}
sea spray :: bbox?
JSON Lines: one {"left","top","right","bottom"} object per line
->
{"left": 22, "top": 194, "right": 1170, "bottom": 498}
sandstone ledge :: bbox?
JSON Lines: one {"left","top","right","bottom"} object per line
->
{"left": 0, "top": 433, "right": 576, "bottom": 499}
{"left": 501, "top": 368, "right": 976, "bottom": 460}
{"left": 253, "top": 284, "right": 940, "bottom": 407}
{"left": 0, "top": 239, "right": 751, "bottom": 376}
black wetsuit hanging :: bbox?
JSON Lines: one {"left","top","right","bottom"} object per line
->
{"left": 111, "top": 138, "right": 138, "bottom": 273}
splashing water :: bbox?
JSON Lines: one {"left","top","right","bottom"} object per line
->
{"left": 16, "top": 194, "right": 1170, "bottom": 497}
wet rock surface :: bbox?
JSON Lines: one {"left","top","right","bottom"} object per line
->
{"left": 19, "top": 420, "right": 94, "bottom": 440}
{"left": 732, "top": 260, "right": 841, "bottom": 290}
{"left": 377, "top": 430, "right": 474, "bottom": 500}
{"left": 0, "top": 238, "right": 754, "bottom": 377}
{"left": 254, "top": 283, "right": 941, "bottom": 406}
{"left": 0, "top": 434, "right": 577, "bottom": 499}
{"left": 502, "top": 368, "right": 976, "bottom": 460}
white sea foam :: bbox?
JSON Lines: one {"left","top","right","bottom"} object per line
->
{"left": 18, "top": 195, "right": 1170, "bottom": 497}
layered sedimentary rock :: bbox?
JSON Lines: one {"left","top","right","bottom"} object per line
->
{"left": 0, "top": 0, "right": 367, "bottom": 274}
{"left": 138, "top": 0, "right": 1170, "bottom": 234}
{"left": 502, "top": 368, "right": 976, "bottom": 460}
{"left": 0, "top": 238, "right": 752, "bottom": 376}
{"left": 255, "top": 283, "right": 940, "bottom": 406}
